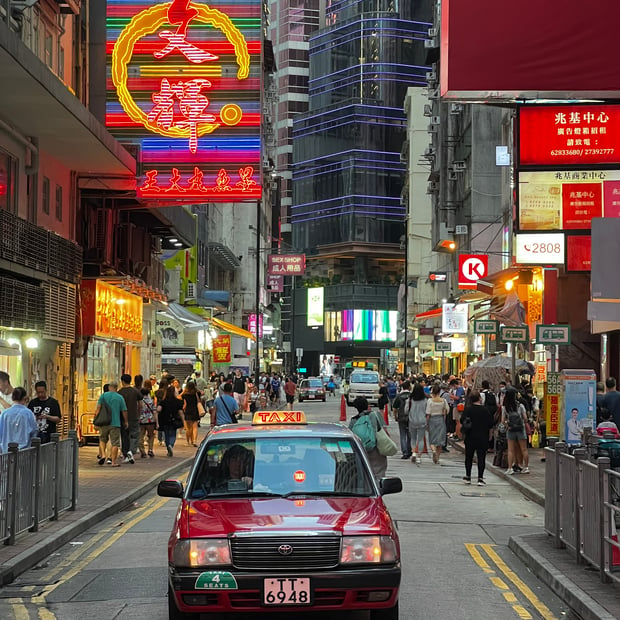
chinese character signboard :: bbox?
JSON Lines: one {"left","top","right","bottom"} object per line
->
{"left": 458, "top": 254, "right": 488, "bottom": 289}
{"left": 248, "top": 313, "right": 263, "bottom": 338}
{"left": 517, "top": 170, "right": 620, "bottom": 232}
{"left": 441, "top": 303, "right": 468, "bottom": 334}
{"left": 499, "top": 325, "right": 529, "bottom": 343}
{"left": 107, "top": 0, "right": 261, "bottom": 201}
{"left": 474, "top": 320, "right": 498, "bottom": 334}
{"left": 519, "top": 105, "right": 620, "bottom": 167}
{"left": 267, "top": 274, "right": 283, "bottom": 292}
{"left": 212, "top": 334, "right": 231, "bottom": 363}
{"left": 267, "top": 254, "right": 306, "bottom": 276}
{"left": 435, "top": 341, "right": 452, "bottom": 352}
{"left": 80, "top": 280, "right": 143, "bottom": 342}
{"left": 546, "top": 371, "right": 561, "bottom": 437}
{"left": 536, "top": 324, "right": 571, "bottom": 345}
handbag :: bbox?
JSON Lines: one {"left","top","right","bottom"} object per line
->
{"left": 531, "top": 430, "right": 540, "bottom": 449}
{"left": 198, "top": 401, "right": 206, "bottom": 417}
{"left": 375, "top": 425, "right": 398, "bottom": 456}
{"left": 93, "top": 398, "right": 112, "bottom": 427}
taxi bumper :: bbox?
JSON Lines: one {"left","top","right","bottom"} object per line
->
{"left": 169, "top": 565, "right": 400, "bottom": 613}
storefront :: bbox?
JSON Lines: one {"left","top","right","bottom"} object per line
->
{"left": 76, "top": 280, "right": 144, "bottom": 441}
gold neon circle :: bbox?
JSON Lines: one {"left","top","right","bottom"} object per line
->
{"left": 220, "top": 103, "right": 242, "bottom": 126}
{"left": 111, "top": 2, "right": 250, "bottom": 138}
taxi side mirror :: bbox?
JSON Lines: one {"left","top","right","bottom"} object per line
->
{"left": 158, "top": 479, "right": 184, "bottom": 498}
{"left": 379, "top": 477, "right": 402, "bottom": 496}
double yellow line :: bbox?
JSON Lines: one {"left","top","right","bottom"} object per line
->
{"left": 466, "top": 543, "right": 557, "bottom": 620}
{"left": 8, "top": 486, "right": 180, "bottom": 618}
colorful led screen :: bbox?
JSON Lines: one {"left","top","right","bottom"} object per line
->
{"left": 324, "top": 310, "right": 397, "bottom": 342}
{"left": 106, "top": 0, "right": 261, "bottom": 201}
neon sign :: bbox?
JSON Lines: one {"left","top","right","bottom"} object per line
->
{"left": 107, "top": 0, "right": 261, "bottom": 201}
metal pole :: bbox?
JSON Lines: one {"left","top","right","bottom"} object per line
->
{"left": 29, "top": 438, "right": 41, "bottom": 532}
{"left": 255, "top": 199, "right": 261, "bottom": 384}
{"left": 51, "top": 432, "right": 60, "bottom": 521}
{"left": 6, "top": 443, "right": 18, "bottom": 545}
{"left": 403, "top": 220, "right": 408, "bottom": 377}
{"left": 69, "top": 430, "right": 79, "bottom": 511}
{"left": 511, "top": 343, "right": 516, "bottom": 385}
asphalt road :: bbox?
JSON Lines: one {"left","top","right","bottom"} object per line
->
{"left": 0, "top": 396, "right": 578, "bottom": 619}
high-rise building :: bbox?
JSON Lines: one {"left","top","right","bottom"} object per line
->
{"left": 289, "top": 0, "right": 433, "bottom": 373}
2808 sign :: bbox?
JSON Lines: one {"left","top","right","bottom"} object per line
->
{"left": 515, "top": 233, "right": 565, "bottom": 265}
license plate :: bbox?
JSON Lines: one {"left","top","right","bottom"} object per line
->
{"left": 309, "top": 395, "right": 315, "bottom": 399}
{"left": 263, "top": 577, "right": 311, "bottom": 606}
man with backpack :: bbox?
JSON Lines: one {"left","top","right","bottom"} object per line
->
{"left": 349, "top": 396, "right": 387, "bottom": 481}
{"left": 391, "top": 381, "right": 411, "bottom": 459}
{"left": 387, "top": 378, "right": 398, "bottom": 407}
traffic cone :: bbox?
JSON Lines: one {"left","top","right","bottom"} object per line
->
{"left": 383, "top": 403, "right": 389, "bottom": 425}
{"left": 339, "top": 394, "right": 347, "bottom": 422}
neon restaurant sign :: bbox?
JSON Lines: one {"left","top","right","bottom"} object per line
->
{"left": 107, "top": 0, "right": 261, "bottom": 201}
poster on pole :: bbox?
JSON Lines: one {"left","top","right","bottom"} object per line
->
{"left": 561, "top": 370, "right": 596, "bottom": 444}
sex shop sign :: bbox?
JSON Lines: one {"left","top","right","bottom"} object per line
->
{"left": 106, "top": 0, "right": 262, "bottom": 201}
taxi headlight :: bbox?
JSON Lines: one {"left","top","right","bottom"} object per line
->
{"left": 173, "top": 539, "right": 232, "bottom": 568}
{"left": 340, "top": 536, "right": 398, "bottom": 564}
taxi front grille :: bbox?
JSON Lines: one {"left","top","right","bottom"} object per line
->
{"left": 230, "top": 536, "right": 341, "bottom": 570}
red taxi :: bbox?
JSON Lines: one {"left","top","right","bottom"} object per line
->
{"left": 297, "top": 377, "right": 326, "bottom": 402}
{"left": 158, "top": 410, "right": 402, "bottom": 620}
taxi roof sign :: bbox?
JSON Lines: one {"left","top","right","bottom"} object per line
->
{"left": 252, "top": 411, "right": 307, "bottom": 425}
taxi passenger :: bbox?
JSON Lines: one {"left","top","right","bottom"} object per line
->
{"left": 218, "top": 444, "right": 254, "bottom": 489}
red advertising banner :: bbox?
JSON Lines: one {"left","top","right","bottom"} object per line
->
{"left": 566, "top": 235, "right": 591, "bottom": 272}
{"left": 212, "top": 335, "right": 231, "bottom": 363}
{"left": 519, "top": 105, "right": 620, "bottom": 166}
{"left": 561, "top": 183, "right": 603, "bottom": 229}
{"left": 268, "top": 254, "right": 306, "bottom": 276}
{"left": 441, "top": 1, "right": 620, "bottom": 100}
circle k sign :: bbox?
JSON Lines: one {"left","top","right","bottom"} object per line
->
{"left": 458, "top": 254, "right": 489, "bottom": 289}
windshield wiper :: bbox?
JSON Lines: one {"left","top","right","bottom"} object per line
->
{"left": 281, "top": 491, "right": 368, "bottom": 498}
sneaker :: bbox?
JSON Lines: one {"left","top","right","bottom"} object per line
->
{"left": 148, "top": 450, "right": 154, "bottom": 458}
{"left": 400, "top": 454, "right": 409, "bottom": 460}
{"left": 417, "top": 455, "right": 422, "bottom": 464}
{"left": 411, "top": 454, "right": 417, "bottom": 463}
{"left": 127, "top": 451, "right": 135, "bottom": 464}
{"left": 478, "top": 478, "right": 486, "bottom": 486}
{"left": 522, "top": 467, "right": 530, "bottom": 474}
{"left": 167, "top": 445, "right": 173, "bottom": 457}
{"left": 463, "top": 477, "right": 471, "bottom": 484}
{"left": 106, "top": 458, "right": 113, "bottom": 465}
{"left": 504, "top": 468, "right": 514, "bottom": 475}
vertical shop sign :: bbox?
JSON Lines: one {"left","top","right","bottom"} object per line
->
{"left": 546, "top": 371, "right": 561, "bottom": 437}
{"left": 212, "top": 335, "right": 231, "bottom": 363}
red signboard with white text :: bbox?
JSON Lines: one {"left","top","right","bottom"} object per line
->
{"left": 519, "top": 105, "right": 620, "bottom": 166}
{"left": 458, "top": 254, "right": 488, "bottom": 289}
{"left": 566, "top": 236, "right": 591, "bottom": 272}
{"left": 268, "top": 254, "right": 306, "bottom": 276}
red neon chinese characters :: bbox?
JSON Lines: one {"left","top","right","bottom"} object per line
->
{"left": 214, "top": 169, "right": 232, "bottom": 191}
{"left": 236, "top": 166, "right": 258, "bottom": 190}
{"left": 147, "top": 78, "right": 175, "bottom": 129}
{"left": 188, "top": 167, "right": 207, "bottom": 192}
{"left": 153, "top": 0, "right": 219, "bottom": 64}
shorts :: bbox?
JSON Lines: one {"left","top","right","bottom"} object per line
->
{"left": 99, "top": 425, "right": 121, "bottom": 447}
{"left": 286, "top": 394, "right": 295, "bottom": 404}
{"left": 507, "top": 429, "right": 526, "bottom": 442}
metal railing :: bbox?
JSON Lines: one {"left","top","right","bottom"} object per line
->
{"left": 0, "top": 431, "right": 79, "bottom": 545}
{"left": 544, "top": 440, "right": 620, "bottom": 584}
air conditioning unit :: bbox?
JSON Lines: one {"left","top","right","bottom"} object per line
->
{"left": 164, "top": 268, "right": 181, "bottom": 302}
{"left": 427, "top": 27, "right": 438, "bottom": 37}
{"left": 453, "top": 161, "right": 467, "bottom": 171}
{"left": 423, "top": 104, "right": 433, "bottom": 117}
{"left": 450, "top": 103, "right": 464, "bottom": 115}
{"left": 431, "top": 116, "right": 441, "bottom": 125}
{"left": 186, "top": 282, "right": 196, "bottom": 301}
{"left": 424, "top": 37, "right": 438, "bottom": 49}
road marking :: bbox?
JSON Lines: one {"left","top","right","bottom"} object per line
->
{"left": 32, "top": 495, "right": 169, "bottom": 604}
{"left": 38, "top": 608, "right": 57, "bottom": 620}
{"left": 481, "top": 544, "right": 557, "bottom": 620}
{"left": 466, "top": 543, "right": 558, "bottom": 620}
{"left": 10, "top": 601, "right": 29, "bottom": 619}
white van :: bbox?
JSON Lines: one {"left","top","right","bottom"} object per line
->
{"left": 347, "top": 370, "right": 381, "bottom": 406}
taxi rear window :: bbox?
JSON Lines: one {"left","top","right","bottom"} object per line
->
{"left": 188, "top": 437, "right": 374, "bottom": 499}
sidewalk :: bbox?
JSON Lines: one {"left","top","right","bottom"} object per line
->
{"left": 449, "top": 437, "right": 620, "bottom": 620}
{"left": 0, "top": 431, "right": 206, "bottom": 585}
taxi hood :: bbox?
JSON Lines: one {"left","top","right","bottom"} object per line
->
{"left": 182, "top": 496, "right": 393, "bottom": 538}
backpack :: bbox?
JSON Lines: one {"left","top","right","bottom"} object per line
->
{"left": 483, "top": 390, "right": 497, "bottom": 415}
{"left": 387, "top": 382, "right": 398, "bottom": 399}
{"left": 350, "top": 412, "right": 378, "bottom": 452}
{"left": 507, "top": 406, "right": 524, "bottom": 432}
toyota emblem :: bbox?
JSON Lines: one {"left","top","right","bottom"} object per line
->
{"left": 278, "top": 544, "right": 294, "bottom": 556}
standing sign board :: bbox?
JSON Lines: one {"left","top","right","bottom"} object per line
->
{"left": 442, "top": 303, "right": 469, "bottom": 334}
{"left": 536, "top": 324, "right": 571, "bottom": 345}
{"left": 499, "top": 326, "right": 529, "bottom": 343}
{"left": 435, "top": 341, "right": 452, "bottom": 352}
{"left": 474, "top": 320, "right": 498, "bottom": 334}
{"left": 561, "top": 370, "right": 596, "bottom": 444}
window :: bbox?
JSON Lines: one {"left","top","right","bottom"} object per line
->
{"left": 44, "top": 31, "right": 53, "bottom": 68}
{"left": 42, "top": 177, "right": 50, "bottom": 214}
{"left": 55, "top": 184, "right": 62, "bottom": 221}
{"left": 0, "top": 150, "right": 18, "bottom": 213}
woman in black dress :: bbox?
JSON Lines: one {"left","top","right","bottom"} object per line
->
{"left": 460, "top": 390, "right": 494, "bottom": 486}
{"left": 181, "top": 380, "right": 200, "bottom": 447}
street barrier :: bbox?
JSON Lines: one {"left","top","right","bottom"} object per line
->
{"left": 544, "top": 440, "right": 620, "bottom": 584}
{"left": 0, "top": 431, "right": 79, "bottom": 545}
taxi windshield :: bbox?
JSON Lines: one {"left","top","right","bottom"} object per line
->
{"left": 302, "top": 379, "right": 323, "bottom": 388}
{"left": 188, "top": 437, "right": 374, "bottom": 499}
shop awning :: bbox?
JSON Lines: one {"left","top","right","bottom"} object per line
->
{"left": 413, "top": 307, "right": 442, "bottom": 322}
{"left": 161, "top": 303, "right": 209, "bottom": 330}
{"left": 211, "top": 317, "right": 256, "bottom": 341}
